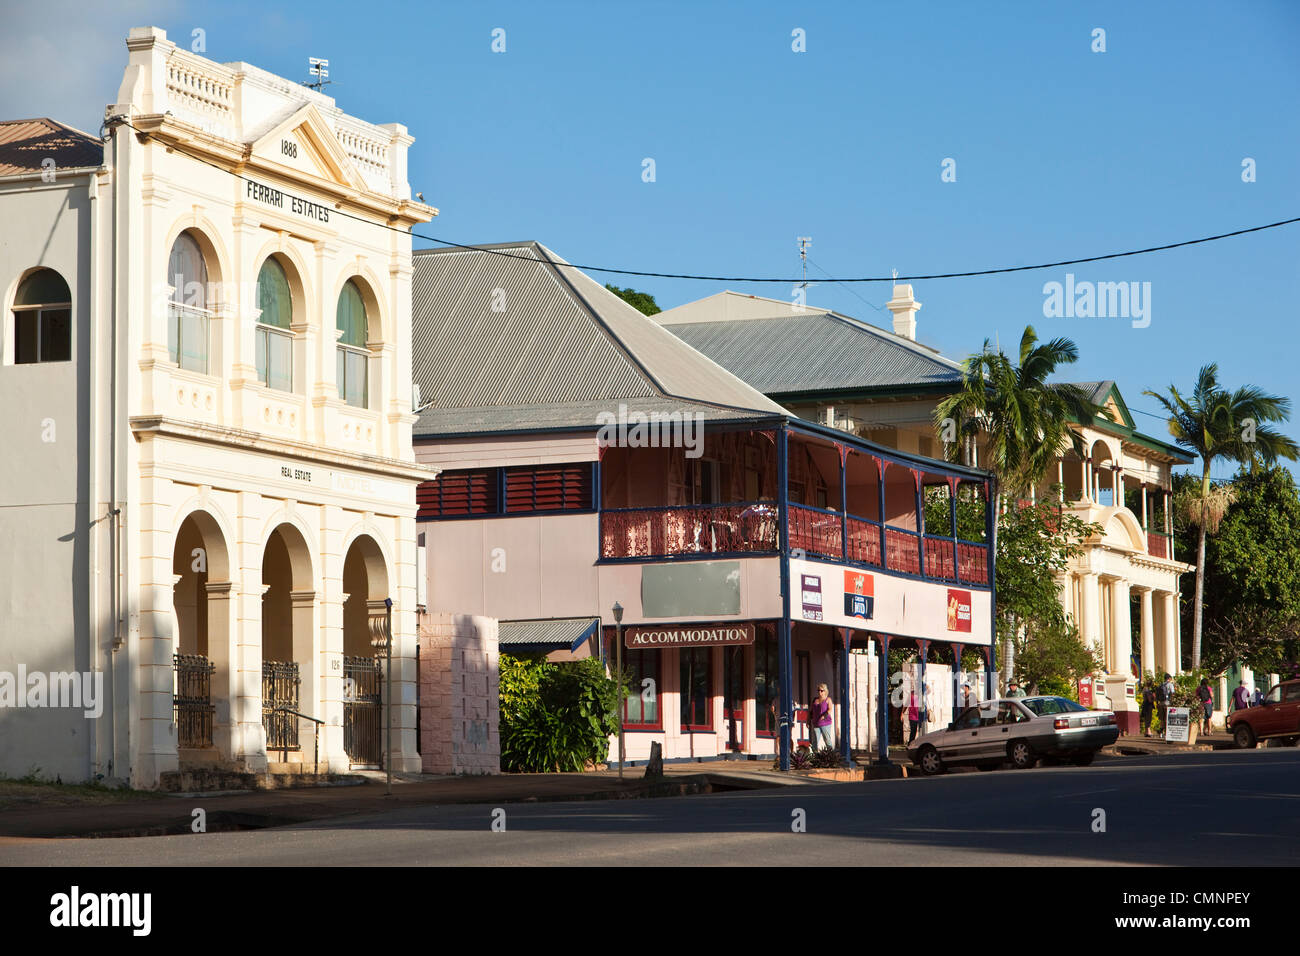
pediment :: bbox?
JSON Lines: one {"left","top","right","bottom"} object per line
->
{"left": 246, "top": 104, "right": 367, "bottom": 191}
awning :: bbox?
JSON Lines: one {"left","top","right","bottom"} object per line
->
{"left": 498, "top": 617, "right": 601, "bottom": 653}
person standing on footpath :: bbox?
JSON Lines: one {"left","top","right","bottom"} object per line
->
{"left": 1230, "top": 679, "right": 1251, "bottom": 714}
{"left": 1196, "top": 677, "right": 1214, "bottom": 735}
{"left": 1140, "top": 682, "right": 1156, "bottom": 737}
{"left": 811, "top": 683, "right": 835, "bottom": 750}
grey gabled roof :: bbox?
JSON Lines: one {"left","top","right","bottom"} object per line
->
{"left": 658, "top": 305, "right": 965, "bottom": 397}
{"left": 410, "top": 242, "right": 789, "bottom": 438}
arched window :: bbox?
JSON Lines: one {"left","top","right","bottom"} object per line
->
{"left": 12, "top": 269, "right": 71, "bottom": 364}
{"left": 336, "top": 280, "right": 368, "bottom": 408}
{"left": 255, "top": 258, "right": 293, "bottom": 392}
{"left": 167, "top": 232, "right": 210, "bottom": 372}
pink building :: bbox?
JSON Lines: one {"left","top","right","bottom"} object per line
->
{"left": 411, "top": 243, "right": 996, "bottom": 769}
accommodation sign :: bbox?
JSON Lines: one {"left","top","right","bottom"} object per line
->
{"left": 245, "top": 178, "right": 332, "bottom": 222}
{"left": 624, "top": 623, "right": 755, "bottom": 648}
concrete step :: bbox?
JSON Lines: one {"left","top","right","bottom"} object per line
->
{"left": 159, "top": 767, "right": 364, "bottom": 793}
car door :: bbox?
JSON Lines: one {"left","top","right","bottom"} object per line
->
{"left": 941, "top": 705, "right": 984, "bottom": 763}
{"left": 1274, "top": 683, "right": 1300, "bottom": 736}
{"left": 977, "top": 701, "right": 1028, "bottom": 758}
{"left": 1253, "top": 685, "right": 1285, "bottom": 737}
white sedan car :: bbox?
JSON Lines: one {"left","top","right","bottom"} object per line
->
{"left": 908, "top": 696, "right": 1119, "bottom": 775}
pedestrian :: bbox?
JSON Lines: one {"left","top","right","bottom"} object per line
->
{"left": 1230, "top": 679, "right": 1250, "bottom": 713}
{"left": 1156, "top": 673, "right": 1173, "bottom": 729}
{"left": 1196, "top": 677, "right": 1213, "bottom": 735}
{"left": 1140, "top": 682, "right": 1155, "bottom": 737}
{"left": 811, "top": 683, "right": 834, "bottom": 750}
{"left": 905, "top": 687, "right": 923, "bottom": 744}
{"left": 960, "top": 681, "right": 979, "bottom": 710}
{"left": 1251, "top": 686, "right": 1264, "bottom": 708}
{"left": 1007, "top": 680, "right": 1026, "bottom": 698}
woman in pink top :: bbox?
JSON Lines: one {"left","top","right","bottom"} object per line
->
{"left": 812, "top": 683, "right": 835, "bottom": 750}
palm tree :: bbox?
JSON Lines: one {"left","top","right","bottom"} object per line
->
{"left": 935, "top": 326, "right": 1101, "bottom": 686}
{"left": 935, "top": 326, "right": 1099, "bottom": 495}
{"left": 1144, "top": 364, "right": 1298, "bottom": 669}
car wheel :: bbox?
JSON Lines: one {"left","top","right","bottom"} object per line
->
{"left": 1071, "top": 751, "right": 1095, "bottom": 767}
{"left": 917, "top": 745, "right": 945, "bottom": 776}
{"left": 976, "top": 762, "right": 1000, "bottom": 772}
{"left": 1009, "top": 739, "right": 1037, "bottom": 770}
{"left": 1233, "top": 725, "right": 1256, "bottom": 749}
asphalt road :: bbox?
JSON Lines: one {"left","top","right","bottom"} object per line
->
{"left": 4, "top": 750, "right": 1297, "bottom": 866}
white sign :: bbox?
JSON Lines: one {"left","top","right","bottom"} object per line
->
{"left": 1164, "top": 706, "right": 1190, "bottom": 743}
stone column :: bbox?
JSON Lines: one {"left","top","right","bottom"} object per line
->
{"left": 1081, "top": 573, "right": 1101, "bottom": 656}
{"left": 234, "top": 491, "right": 268, "bottom": 772}
{"left": 1161, "top": 591, "right": 1178, "bottom": 677}
{"left": 1111, "top": 578, "right": 1132, "bottom": 676}
{"left": 1138, "top": 587, "right": 1154, "bottom": 679}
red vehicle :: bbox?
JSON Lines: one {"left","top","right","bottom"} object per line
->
{"left": 1227, "top": 679, "right": 1300, "bottom": 749}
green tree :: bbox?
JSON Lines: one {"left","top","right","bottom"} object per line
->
{"left": 605, "top": 284, "right": 661, "bottom": 316}
{"left": 1145, "top": 364, "right": 1299, "bottom": 668}
{"left": 1197, "top": 466, "right": 1300, "bottom": 675}
{"left": 935, "top": 326, "right": 1099, "bottom": 495}
{"left": 995, "top": 493, "right": 1102, "bottom": 688}
{"left": 935, "top": 326, "right": 1101, "bottom": 683}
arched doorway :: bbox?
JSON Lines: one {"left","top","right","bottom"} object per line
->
{"left": 172, "top": 512, "right": 232, "bottom": 757}
{"left": 262, "top": 524, "right": 314, "bottom": 762}
{"left": 341, "top": 535, "right": 389, "bottom": 767}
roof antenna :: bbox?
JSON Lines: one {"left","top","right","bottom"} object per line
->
{"left": 797, "top": 236, "right": 812, "bottom": 304}
{"left": 304, "top": 57, "right": 333, "bottom": 92}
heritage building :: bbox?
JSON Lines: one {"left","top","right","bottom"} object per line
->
{"left": 0, "top": 28, "right": 435, "bottom": 787}
{"left": 411, "top": 243, "right": 997, "bottom": 768}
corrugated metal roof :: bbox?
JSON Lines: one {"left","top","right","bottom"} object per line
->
{"left": 499, "top": 617, "right": 600, "bottom": 650}
{"left": 414, "top": 396, "right": 775, "bottom": 437}
{"left": 411, "top": 242, "right": 789, "bottom": 439}
{"left": 665, "top": 311, "right": 965, "bottom": 395}
{"left": 0, "top": 118, "right": 102, "bottom": 177}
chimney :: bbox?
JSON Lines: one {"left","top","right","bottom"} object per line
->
{"left": 887, "top": 283, "right": 921, "bottom": 340}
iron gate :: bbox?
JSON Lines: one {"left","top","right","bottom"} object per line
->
{"left": 173, "top": 653, "right": 216, "bottom": 749}
{"left": 344, "top": 655, "right": 382, "bottom": 766}
{"left": 262, "top": 660, "right": 301, "bottom": 755}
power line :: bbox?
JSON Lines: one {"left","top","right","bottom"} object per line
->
{"left": 117, "top": 119, "right": 1300, "bottom": 285}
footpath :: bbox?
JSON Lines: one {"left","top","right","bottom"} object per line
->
{"left": 0, "top": 762, "right": 807, "bottom": 841}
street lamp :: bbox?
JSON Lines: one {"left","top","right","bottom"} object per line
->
{"left": 612, "top": 601, "right": 624, "bottom": 780}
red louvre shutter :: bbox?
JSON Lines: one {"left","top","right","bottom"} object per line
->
{"left": 417, "top": 469, "right": 498, "bottom": 518}
{"left": 504, "top": 464, "right": 593, "bottom": 513}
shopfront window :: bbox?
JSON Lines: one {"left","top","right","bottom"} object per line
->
{"left": 755, "top": 624, "right": 778, "bottom": 736}
{"left": 623, "top": 650, "right": 660, "bottom": 729}
{"left": 680, "top": 647, "right": 712, "bottom": 731}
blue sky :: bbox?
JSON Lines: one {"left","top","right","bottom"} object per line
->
{"left": 5, "top": 1, "right": 1297, "bottom": 479}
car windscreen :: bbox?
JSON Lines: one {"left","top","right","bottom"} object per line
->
{"left": 1021, "top": 696, "right": 1089, "bottom": 716}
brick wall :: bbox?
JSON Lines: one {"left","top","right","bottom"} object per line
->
{"left": 418, "top": 613, "right": 500, "bottom": 774}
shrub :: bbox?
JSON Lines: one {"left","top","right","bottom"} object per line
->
{"left": 499, "top": 655, "right": 625, "bottom": 773}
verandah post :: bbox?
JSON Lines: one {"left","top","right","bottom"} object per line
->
{"left": 839, "top": 627, "right": 852, "bottom": 766}
{"left": 876, "top": 634, "right": 891, "bottom": 765}
{"left": 777, "top": 425, "right": 792, "bottom": 771}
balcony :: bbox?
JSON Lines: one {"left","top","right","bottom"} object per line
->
{"left": 595, "top": 422, "right": 994, "bottom": 587}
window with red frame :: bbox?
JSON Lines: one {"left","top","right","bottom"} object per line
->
{"left": 622, "top": 649, "right": 661, "bottom": 730}
{"left": 680, "top": 647, "right": 713, "bottom": 732}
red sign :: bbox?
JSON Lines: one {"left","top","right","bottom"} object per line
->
{"left": 844, "top": 570, "right": 873, "bottom": 596}
{"left": 624, "top": 623, "right": 756, "bottom": 648}
{"left": 946, "top": 588, "right": 972, "bottom": 632}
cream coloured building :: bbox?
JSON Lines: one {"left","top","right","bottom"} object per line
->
{"left": 0, "top": 27, "right": 435, "bottom": 788}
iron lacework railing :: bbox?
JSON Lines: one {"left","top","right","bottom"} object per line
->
{"left": 599, "top": 500, "right": 992, "bottom": 587}
{"left": 262, "top": 660, "right": 301, "bottom": 757}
